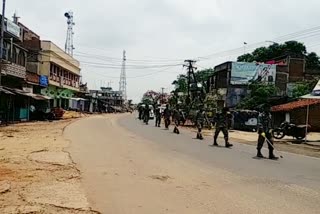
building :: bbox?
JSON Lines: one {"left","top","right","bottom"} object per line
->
{"left": 271, "top": 99, "right": 320, "bottom": 131}
{"left": 87, "top": 87, "right": 124, "bottom": 113}
{"left": 39, "top": 41, "right": 81, "bottom": 109}
{"left": 0, "top": 15, "right": 29, "bottom": 122}
{"left": 206, "top": 54, "right": 312, "bottom": 108}
{"left": 206, "top": 61, "right": 277, "bottom": 108}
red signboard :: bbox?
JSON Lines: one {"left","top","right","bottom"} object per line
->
{"left": 26, "top": 72, "right": 39, "bottom": 84}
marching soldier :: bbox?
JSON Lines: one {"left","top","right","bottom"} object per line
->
{"left": 257, "top": 107, "right": 279, "bottom": 160}
{"left": 172, "top": 107, "right": 180, "bottom": 134}
{"left": 138, "top": 105, "right": 143, "bottom": 120}
{"left": 195, "top": 107, "right": 206, "bottom": 140}
{"left": 163, "top": 105, "right": 171, "bottom": 129}
{"left": 143, "top": 105, "right": 150, "bottom": 125}
{"left": 213, "top": 107, "right": 233, "bottom": 148}
{"left": 155, "top": 106, "right": 161, "bottom": 127}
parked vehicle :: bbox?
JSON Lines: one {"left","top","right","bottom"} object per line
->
{"left": 272, "top": 121, "right": 310, "bottom": 140}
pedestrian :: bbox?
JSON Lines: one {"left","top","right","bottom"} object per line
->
{"left": 143, "top": 105, "right": 150, "bottom": 125}
{"left": 163, "top": 104, "right": 171, "bottom": 129}
{"left": 213, "top": 107, "right": 233, "bottom": 148}
{"left": 257, "top": 106, "right": 279, "bottom": 160}
{"left": 195, "top": 107, "right": 206, "bottom": 140}
{"left": 155, "top": 106, "right": 161, "bottom": 127}
{"left": 172, "top": 107, "right": 180, "bottom": 134}
{"left": 138, "top": 105, "right": 143, "bottom": 120}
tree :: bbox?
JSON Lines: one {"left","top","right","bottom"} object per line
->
{"left": 237, "top": 41, "right": 320, "bottom": 69}
{"left": 141, "top": 90, "right": 169, "bottom": 107}
{"left": 237, "top": 53, "right": 254, "bottom": 62}
{"left": 306, "top": 52, "right": 320, "bottom": 69}
{"left": 237, "top": 83, "right": 278, "bottom": 109}
{"left": 291, "top": 79, "right": 319, "bottom": 98}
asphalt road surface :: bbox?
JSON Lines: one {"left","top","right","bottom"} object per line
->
{"left": 66, "top": 114, "right": 320, "bottom": 214}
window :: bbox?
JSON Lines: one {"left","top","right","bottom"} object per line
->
{"left": 18, "top": 51, "right": 25, "bottom": 66}
{"left": 12, "top": 47, "right": 17, "bottom": 64}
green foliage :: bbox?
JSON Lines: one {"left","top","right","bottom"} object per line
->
{"left": 237, "top": 41, "right": 319, "bottom": 69}
{"left": 291, "top": 79, "right": 319, "bottom": 98}
{"left": 237, "top": 83, "right": 278, "bottom": 109}
{"left": 306, "top": 52, "right": 320, "bottom": 70}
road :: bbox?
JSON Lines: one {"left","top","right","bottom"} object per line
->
{"left": 65, "top": 114, "right": 320, "bottom": 214}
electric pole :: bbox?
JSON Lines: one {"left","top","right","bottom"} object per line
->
{"left": 0, "top": 0, "right": 6, "bottom": 86}
{"left": 183, "top": 60, "right": 197, "bottom": 104}
{"left": 119, "top": 50, "right": 127, "bottom": 102}
{"left": 161, "top": 87, "right": 165, "bottom": 104}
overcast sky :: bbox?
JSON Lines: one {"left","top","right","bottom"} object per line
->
{"left": 6, "top": 0, "right": 320, "bottom": 102}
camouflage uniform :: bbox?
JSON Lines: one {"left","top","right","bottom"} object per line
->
{"left": 213, "top": 108, "right": 233, "bottom": 147}
{"left": 155, "top": 108, "right": 161, "bottom": 127}
{"left": 196, "top": 110, "right": 206, "bottom": 140}
{"left": 257, "top": 111, "right": 278, "bottom": 159}
{"left": 163, "top": 106, "right": 171, "bottom": 129}
{"left": 172, "top": 109, "right": 180, "bottom": 134}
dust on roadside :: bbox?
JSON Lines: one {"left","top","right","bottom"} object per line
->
{"left": 0, "top": 119, "right": 99, "bottom": 214}
{"left": 183, "top": 126, "right": 320, "bottom": 158}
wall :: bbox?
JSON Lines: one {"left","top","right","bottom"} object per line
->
{"left": 40, "top": 41, "right": 80, "bottom": 75}
{"left": 290, "top": 104, "right": 320, "bottom": 132}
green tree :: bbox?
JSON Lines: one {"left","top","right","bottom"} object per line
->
{"left": 291, "top": 79, "right": 319, "bottom": 98}
{"left": 306, "top": 52, "right": 320, "bottom": 69}
{"left": 237, "top": 83, "right": 278, "bottom": 109}
{"left": 237, "top": 41, "right": 319, "bottom": 69}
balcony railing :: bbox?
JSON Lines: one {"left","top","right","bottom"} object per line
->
{"left": 50, "top": 74, "right": 79, "bottom": 89}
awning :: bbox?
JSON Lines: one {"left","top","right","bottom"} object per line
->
{"left": 70, "top": 97, "right": 87, "bottom": 101}
{"left": 0, "top": 86, "right": 15, "bottom": 95}
{"left": 271, "top": 99, "right": 320, "bottom": 112}
{"left": 5, "top": 87, "right": 52, "bottom": 100}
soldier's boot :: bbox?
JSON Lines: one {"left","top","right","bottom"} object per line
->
{"left": 257, "top": 150, "right": 264, "bottom": 158}
{"left": 225, "top": 137, "right": 233, "bottom": 148}
{"left": 213, "top": 138, "right": 219, "bottom": 146}
{"left": 269, "top": 151, "right": 279, "bottom": 160}
{"left": 175, "top": 127, "right": 180, "bottom": 134}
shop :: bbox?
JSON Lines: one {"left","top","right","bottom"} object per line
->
{"left": 41, "top": 85, "right": 75, "bottom": 109}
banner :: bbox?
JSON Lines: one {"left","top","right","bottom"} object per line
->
{"left": 231, "top": 62, "right": 276, "bottom": 85}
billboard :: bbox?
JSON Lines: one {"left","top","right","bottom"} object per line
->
{"left": 231, "top": 62, "right": 276, "bottom": 85}
{"left": 6, "top": 19, "right": 21, "bottom": 38}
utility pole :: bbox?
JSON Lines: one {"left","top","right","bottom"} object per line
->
{"left": 161, "top": 87, "right": 165, "bottom": 104}
{"left": 0, "top": 0, "right": 6, "bottom": 86}
{"left": 119, "top": 50, "right": 127, "bottom": 102}
{"left": 183, "top": 60, "right": 197, "bottom": 104}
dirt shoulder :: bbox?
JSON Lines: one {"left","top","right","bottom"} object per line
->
{"left": 182, "top": 127, "right": 320, "bottom": 158}
{"left": 0, "top": 119, "right": 99, "bottom": 214}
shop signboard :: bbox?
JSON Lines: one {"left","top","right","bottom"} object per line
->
{"left": 26, "top": 72, "right": 39, "bottom": 84}
{"left": 6, "top": 19, "right": 21, "bottom": 38}
{"left": 39, "top": 75, "right": 48, "bottom": 87}
{"left": 231, "top": 62, "right": 276, "bottom": 85}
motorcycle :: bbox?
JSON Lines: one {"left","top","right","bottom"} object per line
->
{"left": 272, "top": 121, "right": 310, "bottom": 140}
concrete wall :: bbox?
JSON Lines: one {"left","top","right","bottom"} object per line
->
{"left": 40, "top": 41, "right": 80, "bottom": 76}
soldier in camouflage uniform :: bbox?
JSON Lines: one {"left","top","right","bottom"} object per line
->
{"left": 257, "top": 107, "right": 279, "bottom": 160}
{"left": 163, "top": 105, "right": 171, "bottom": 129}
{"left": 172, "top": 108, "right": 180, "bottom": 134}
{"left": 155, "top": 106, "right": 161, "bottom": 127}
{"left": 195, "top": 107, "right": 206, "bottom": 140}
{"left": 213, "top": 107, "right": 233, "bottom": 148}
